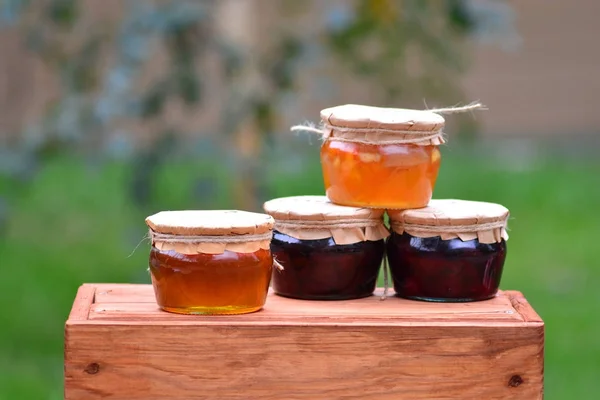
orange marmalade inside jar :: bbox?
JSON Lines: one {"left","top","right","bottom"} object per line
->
{"left": 145, "top": 210, "right": 275, "bottom": 315}
{"left": 319, "top": 104, "right": 445, "bottom": 209}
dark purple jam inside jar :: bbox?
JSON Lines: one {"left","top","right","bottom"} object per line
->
{"left": 386, "top": 232, "right": 506, "bottom": 302}
{"left": 271, "top": 230, "right": 385, "bottom": 300}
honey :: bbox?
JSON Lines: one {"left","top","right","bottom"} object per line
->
{"left": 145, "top": 210, "right": 275, "bottom": 315}
{"left": 318, "top": 104, "right": 445, "bottom": 209}
{"left": 321, "top": 140, "right": 441, "bottom": 209}
{"left": 150, "top": 247, "right": 272, "bottom": 314}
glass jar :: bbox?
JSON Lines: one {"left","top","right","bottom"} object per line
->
{"left": 319, "top": 105, "right": 445, "bottom": 209}
{"left": 271, "top": 231, "right": 385, "bottom": 300}
{"left": 321, "top": 141, "right": 440, "bottom": 209}
{"left": 387, "top": 232, "right": 506, "bottom": 302}
{"left": 145, "top": 210, "right": 275, "bottom": 315}
{"left": 387, "top": 199, "right": 510, "bottom": 302}
{"left": 263, "top": 196, "right": 389, "bottom": 300}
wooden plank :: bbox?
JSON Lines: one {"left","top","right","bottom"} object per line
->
{"left": 66, "top": 284, "right": 97, "bottom": 321}
{"left": 87, "top": 300, "right": 524, "bottom": 324}
{"left": 505, "top": 290, "right": 543, "bottom": 323}
{"left": 86, "top": 291, "right": 536, "bottom": 326}
{"left": 88, "top": 285, "right": 525, "bottom": 324}
{"left": 93, "top": 284, "right": 155, "bottom": 303}
{"left": 65, "top": 323, "right": 544, "bottom": 400}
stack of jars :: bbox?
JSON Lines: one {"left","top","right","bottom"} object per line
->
{"left": 145, "top": 104, "right": 510, "bottom": 315}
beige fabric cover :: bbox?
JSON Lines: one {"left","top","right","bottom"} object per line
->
{"left": 146, "top": 210, "right": 274, "bottom": 255}
{"left": 320, "top": 104, "right": 445, "bottom": 146}
{"left": 388, "top": 199, "right": 509, "bottom": 244}
{"left": 263, "top": 195, "right": 389, "bottom": 245}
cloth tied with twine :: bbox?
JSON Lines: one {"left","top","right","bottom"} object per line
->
{"left": 149, "top": 230, "right": 284, "bottom": 271}
{"left": 290, "top": 101, "right": 486, "bottom": 146}
{"left": 388, "top": 199, "right": 510, "bottom": 245}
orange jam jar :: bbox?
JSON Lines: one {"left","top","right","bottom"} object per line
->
{"left": 145, "top": 210, "right": 275, "bottom": 315}
{"left": 319, "top": 105, "right": 445, "bottom": 209}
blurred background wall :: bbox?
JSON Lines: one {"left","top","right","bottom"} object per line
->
{"left": 463, "top": 0, "right": 600, "bottom": 137}
{"left": 2, "top": 0, "right": 600, "bottom": 139}
{"left": 0, "top": 1, "right": 598, "bottom": 399}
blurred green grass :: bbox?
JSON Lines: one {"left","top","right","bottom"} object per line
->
{"left": 0, "top": 139, "right": 599, "bottom": 399}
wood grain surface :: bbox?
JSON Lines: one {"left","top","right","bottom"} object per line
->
{"left": 65, "top": 284, "right": 544, "bottom": 400}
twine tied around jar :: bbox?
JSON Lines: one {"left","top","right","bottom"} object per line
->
{"left": 148, "top": 230, "right": 284, "bottom": 271}
{"left": 149, "top": 230, "right": 273, "bottom": 244}
{"left": 272, "top": 215, "right": 390, "bottom": 245}
{"left": 274, "top": 219, "right": 383, "bottom": 230}
{"left": 391, "top": 220, "right": 507, "bottom": 234}
{"left": 272, "top": 257, "right": 285, "bottom": 273}
{"left": 380, "top": 251, "right": 390, "bottom": 301}
{"left": 390, "top": 218, "right": 509, "bottom": 245}
{"left": 290, "top": 101, "right": 486, "bottom": 144}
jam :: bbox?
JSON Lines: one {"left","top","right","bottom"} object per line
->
{"left": 321, "top": 140, "right": 440, "bottom": 209}
{"left": 386, "top": 232, "right": 506, "bottom": 302}
{"left": 271, "top": 230, "right": 385, "bottom": 300}
{"left": 149, "top": 246, "right": 272, "bottom": 314}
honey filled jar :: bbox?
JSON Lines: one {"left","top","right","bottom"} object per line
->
{"left": 386, "top": 199, "right": 509, "bottom": 302}
{"left": 263, "top": 196, "right": 389, "bottom": 300}
{"left": 145, "top": 210, "right": 275, "bottom": 315}
{"left": 319, "top": 104, "right": 445, "bottom": 209}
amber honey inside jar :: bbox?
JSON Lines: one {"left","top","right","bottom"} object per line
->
{"left": 145, "top": 210, "right": 275, "bottom": 315}
{"left": 319, "top": 104, "right": 445, "bottom": 209}
{"left": 263, "top": 196, "right": 389, "bottom": 300}
{"left": 387, "top": 199, "right": 510, "bottom": 302}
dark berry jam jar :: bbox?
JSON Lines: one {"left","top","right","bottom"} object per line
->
{"left": 270, "top": 231, "right": 385, "bottom": 300}
{"left": 263, "top": 196, "right": 389, "bottom": 300}
{"left": 387, "top": 199, "right": 509, "bottom": 302}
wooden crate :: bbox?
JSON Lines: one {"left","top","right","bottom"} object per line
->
{"left": 65, "top": 284, "right": 544, "bottom": 400}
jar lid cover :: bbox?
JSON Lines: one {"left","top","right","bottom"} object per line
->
{"left": 320, "top": 104, "right": 445, "bottom": 132}
{"left": 263, "top": 195, "right": 384, "bottom": 222}
{"left": 263, "top": 196, "right": 388, "bottom": 245}
{"left": 388, "top": 199, "right": 509, "bottom": 226}
{"left": 388, "top": 199, "right": 509, "bottom": 244}
{"left": 145, "top": 210, "right": 274, "bottom": 236}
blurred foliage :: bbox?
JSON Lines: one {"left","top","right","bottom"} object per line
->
{"left": 0, "top": 0, "right": 516, "bottom": 214}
